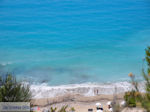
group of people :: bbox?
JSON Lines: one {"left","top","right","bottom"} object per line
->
{"left": 88, "top": 101, "right": 113, "bottom": 112}
{"left": 88, "top": 101, "right": 126, "bottom": 112}
{"left": 96, "top": 101, "right": 113, "bottom": 112}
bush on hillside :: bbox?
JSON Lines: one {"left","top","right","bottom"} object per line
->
{"left": 141, "top": 46, "right": 150, "bottom": 111}
{"left": 0, "top": 74, "right": 31, "bottom": 102}
{"left": 124, "top": 46, "right": 150, "bottom": 111}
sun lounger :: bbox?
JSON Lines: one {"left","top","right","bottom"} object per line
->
{"left": 88, "top": 108, "right": 93, "bottom": 112}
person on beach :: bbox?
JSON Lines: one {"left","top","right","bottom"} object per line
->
{"left": 96, "top": 107, "right": 103, "bottom": 112}
{"left": 94, "top": 89, "right": 99, "bottom": 95}
{"left": 107, "top": 101, "right": 113, "bottom": 112}
{"left": 96, "top": 103, "right": 103, "bottom": 112}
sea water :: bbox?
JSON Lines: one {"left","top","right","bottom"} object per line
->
{"left": 0, "top": 0, "right": 150, "bottom": 97}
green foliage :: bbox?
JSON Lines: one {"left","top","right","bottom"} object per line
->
{"left": 70, "top": 107, "right": 75, "bottom": 112}
{"left": 49, "top": 106, "right": 69, "bottom": 112}
{"left": 143, "top": 47, "right": 150, "bottom": 96}
{"left": 142, "top": 71, "right": 150, "bottom": 100}
{"left": 146, "top": 46, "right": 150, "bottom": 74}
{"left": 124, "top": 91, "right": 141, "bottom": 107}
{"left": 58, "top": 105, "right": 68, "bottom": 112}
{"left": 124, "top": 72, "right": 142, "bottom": 107}
{"left": 50, "top": 107, "right": 57, "bottom": 112}
{"left": 141, "top": 95, "right": 150, "bottom": 112}
{"left": 0, "top": 74, "right": 31, "bottom": 102}
{"left": 124, "top": 91, "right": 136, "bottom": 107}
{"left": 141, "top": 47, "right": 150, "bottom": 111}
{"left": 124, "top": 46, "right": 150, "bottom": 111}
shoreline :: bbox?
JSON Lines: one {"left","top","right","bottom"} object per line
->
{"left": 30, "top": 81, "right": 146, "bottom": 111}
{"left": 30, "top": 81, "right": 145, "bottom": 99}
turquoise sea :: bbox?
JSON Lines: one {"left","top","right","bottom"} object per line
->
{"left": 0, "top": 0, "right": 150, "bottom": 86}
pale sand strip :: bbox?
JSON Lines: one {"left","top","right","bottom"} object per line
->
{"left": 31, "top": 93, "right": 124, "bottom": 112}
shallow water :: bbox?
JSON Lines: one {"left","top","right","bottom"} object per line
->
{"left": 0, "top": 0, "right": 150, "bottom": 85}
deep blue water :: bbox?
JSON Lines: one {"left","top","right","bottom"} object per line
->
{"left": 0, "top": 0, "right": 150, "bottom": 85}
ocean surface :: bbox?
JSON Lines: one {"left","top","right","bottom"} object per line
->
{"left": 0, "top": 0, "right": 150, "bottom": 87}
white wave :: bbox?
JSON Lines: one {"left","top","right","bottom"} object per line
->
{"left": 0, "top": 62, "right": 12, "bottom": 66}
{"left": 30, "top": 81, "right": 145, "bottom": 99}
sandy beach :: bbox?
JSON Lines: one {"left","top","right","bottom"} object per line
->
{"left": 31, "top": 93, "right": 124, "bottom": 112}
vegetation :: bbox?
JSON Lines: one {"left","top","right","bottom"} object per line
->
{"left": 124, "top": 90, "right": 141, "bottom": 107}
{"left": 50, "top": 107, "right": 57, "bottom": 112}
{"left": 45, "top": 106, "right": 75, "bottom": 112}
{"left": 124, "top": 46, "right": 150, "bottom": 111}
{"left": 0, "top": 74, "right": 74, "bottom": 112}
{"left": 0, "top": 74, "right": 31, "bottom": 102}
{"left": 124, "top": 73, "right": 142, "bottom": 107}
{"left": 70, "top": 107, "right": 75, "bottom": 112}
{"left": 142, "top": 46, "right": 150, "bottom": 111}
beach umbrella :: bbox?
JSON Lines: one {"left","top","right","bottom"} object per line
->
{"left": 96, "top": 102, "right": 101, "bottom": 107}
{"left": 107, "top": 101, "right": 112, "bottom": 106}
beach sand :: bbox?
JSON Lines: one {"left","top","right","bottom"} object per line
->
{"left": 31, "top": 93, "right": 124, "bottom": 112}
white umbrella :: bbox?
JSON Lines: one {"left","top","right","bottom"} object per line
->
{"left": 96, "top": 102, "right": 101, "bottom": 107}
{"left": 107, "top": 101, "right": 112, "bottom": 106}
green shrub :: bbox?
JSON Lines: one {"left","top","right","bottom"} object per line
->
{"left": 141, "top": 96, "right": 150, "bottom": 112}
{"left": 0, "top": 74, "right": 31, "bottom": 102}
{"left": 70, "top": 107, "right": 75, "bottom": 112}
{"left": 50, "top": 107, "right": 57, "bottom": 112}
{"left": 49, "top": 106, "right": 69, "bottom": 112}
{"left": 125, "top": 72, "right": 142, "bottom": 107}
{"left": 124, "top": 46, "right": 150, "bottom": 111}
{"left": 58, "top": 105, "right": 68, "bottom": 112}
{"left": 141, "top": 47, "right": 150, "bottom": 111}
{"left": 124, "top": 91, "right": 135, "bottom": 107}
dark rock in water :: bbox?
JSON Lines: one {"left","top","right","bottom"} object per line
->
{"left": 41, "top": 80, "right": 48, "bottom": 83}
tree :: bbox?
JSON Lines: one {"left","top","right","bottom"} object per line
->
{"left": 146, "top": 46, "right": 150, "bottom": 74}
{"left": 142, "top": 47, "right": 150, "bottom": 111}
{"left": 0, "top": 74, "right": 31, "bottom": 102}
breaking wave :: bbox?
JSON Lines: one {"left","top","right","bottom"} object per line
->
{"left": 30, "top": 81, "right": 145, "bottom": 99}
